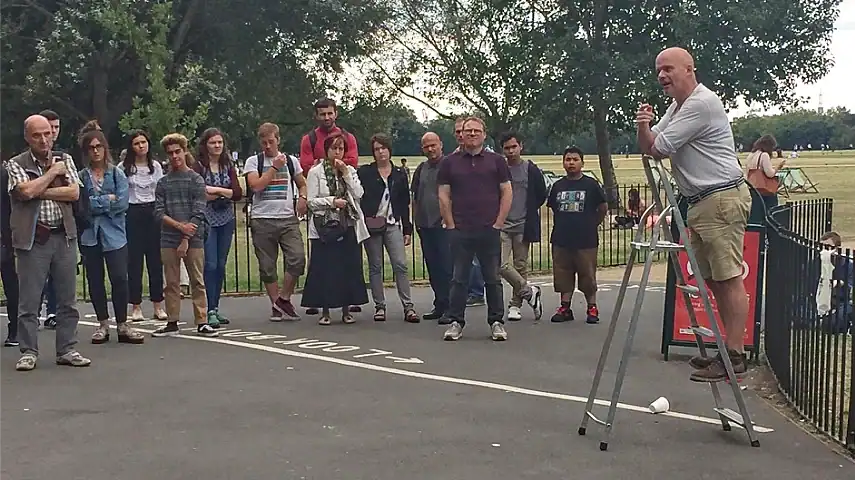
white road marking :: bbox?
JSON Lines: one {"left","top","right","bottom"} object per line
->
{"left": 78, "top": 320, "right": 773, "bottom": 433}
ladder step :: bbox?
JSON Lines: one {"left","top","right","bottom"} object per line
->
{"left": 630, "top": 240, "right": 684, "bottom": 251}
{"left": 585, "top": 411, "right": 609, "bottom": 427}
{"left": 676, "top": 284, "right": 700, "bottom": 295}
{"left": 691, "top": 325, "right": 715, "bottom": 337}
{"left": 714, "top": 407, "right": 745, "bottom": 427}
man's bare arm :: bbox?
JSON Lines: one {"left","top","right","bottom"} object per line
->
{"left": 40, "top": 186, "right": 79, "bottom": 202}
{"left": 294, "top": 172, "right": 308, "bottom": 197}
{"left": 438, "top": 184, "right": 454, "bottom": 228}
{"left": 12, "top": 174, "right": 57, "bottom": 201}
{"left": 493, "top": 181, "right": 513, "bottom": 228}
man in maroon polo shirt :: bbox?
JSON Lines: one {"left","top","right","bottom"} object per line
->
{"left": 298, "top": 98, "right": 359, "bottom": 173}
{"left": 437, "top": 117, "right": 512, "bottom": 342}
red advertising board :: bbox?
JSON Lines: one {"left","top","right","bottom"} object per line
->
{"left": 671, "top": 230, "right": 760, "bottom": 347}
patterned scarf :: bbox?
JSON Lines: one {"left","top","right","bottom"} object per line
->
{"left": 322, "top": 160, "right": 358, "bottom": 220}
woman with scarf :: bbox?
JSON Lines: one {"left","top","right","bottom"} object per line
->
{"left": 302, "top": 133, "right": 369, "bottom": 325}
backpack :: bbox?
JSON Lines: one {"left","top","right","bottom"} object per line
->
{"left": 307, "top": 127, "right": 350, "bottom": 156}
{"left": 245, "top": 152, "right": 297, "bottom": 209}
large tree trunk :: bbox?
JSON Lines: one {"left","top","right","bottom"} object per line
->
{"left": 593, "top": 99, "right": 620, "bottom": 210}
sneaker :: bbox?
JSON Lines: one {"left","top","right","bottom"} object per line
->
{"left": 527, "top": 285, "right": 543, "bottom": 320}
{"left": 466, "top": 296, "right": 485, "bottom": 307}
{"left": 56, "top": 351, "right": 91, "bottom": 367}
{"left": 443, "top": 321, "right": 464, "bottom": 341}
{"left": 117, "top": 323, "right": 145, "bottom": 344}
{"left": 15, "top": 353, "right": 37, "bottom": 371}
{"left": 43, "top": 314, "right": 57, "bottom": 330}
{"left": 551, "top": 305, "right": 574, "bottom": 323}
{"left": 423, "top": 310, "right": 444, "bottom": 321}
{"left": 586, "top": 305, "right": 600, "bottom": 324}
{"left": 197, "top": 324, "right": 219, "bottom": 337}
{"left": 269, "top": 308, "right": 284, "bottom": 322}
{"left": 214, "top": 310, "right": 230, "bottom": 325}
{"left": 151, "top": 322, "right": 180, "bottom": 337}
{"left": 4, "top": 336, "right": 19, "bottom": 347}
{"left": 274, "top": 297, "right": 300, "bottom": 320}
{"left": 491, "top": 322, "right": 508, "bottom": 341}
{"left": 306, "top": 308, "right": 319, "bottom": 315}
{"left": 207, "top": 311, "right": 220, "bottom": 329}
{"left": 437, "top": 315, "right": 453, "bottom": 325}
{"left": 689, "top": 352, "right": 746, "bottom": 383}
{"left": 507, "top": 306, "right": 522, "bottom": 321}
{"left": 690, "top": 351, "right": 746, "bottom": 370}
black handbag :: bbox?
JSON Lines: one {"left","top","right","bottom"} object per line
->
{"left": 210, "top": 196, "right": 231, "bottom": 211}
{"left": 313, "top": 208, "right": 347, "bottom": 243}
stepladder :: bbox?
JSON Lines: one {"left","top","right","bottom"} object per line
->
{"left": 577, "top": 156, "right": 762, "bottom": 451}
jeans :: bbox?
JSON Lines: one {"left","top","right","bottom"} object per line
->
{"left": 204, "top": 220, "right": 235, "bottom": 311}
{"left": 418, "top": 227, "right": 452, "bottom": 313}
{"left": 469, "top": 259, "right": 485, "bottom": 298}
{"left": 447, "top": 227, "right": 503, "bottom": 326}
{"left": 41, "top": 275, "right": 57, "bottom": 317}
{"left": 364, "top": 224, "right": 413, "bottom": 310}
{"left": 1, "top": 255, "right": 19, "bottom": 339}
{"left": 15, "top": 231, "right": 80, "bottom": 356}
{"left": 81, "top": 244, "right": 129, "bottom": 323}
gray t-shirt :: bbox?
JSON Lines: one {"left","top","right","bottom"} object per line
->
{"left": 504, "top": 160, "right": 528, "bottom": 233}
{"left": 652, "top": 83, "right": 743, "bottom": 197}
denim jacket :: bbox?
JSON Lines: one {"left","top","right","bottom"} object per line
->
{"left": 79, "top": 166, "right": 129, "bottom": 251}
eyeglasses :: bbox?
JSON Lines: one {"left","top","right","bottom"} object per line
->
{"left": 89, "top": 144, "right": 104, "bottom": 151}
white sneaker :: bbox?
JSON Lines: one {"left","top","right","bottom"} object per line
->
{"left": 527, "top": 285, "right": 543, "bottom": 320}
{"left": 507, "top": 306, "right": 522, "bottom": 321}
{"left": 443, "top": 322, "right": 464, "bottom": 341}
{"left": 491, "top": 322, "right": 508, "bottom": 341}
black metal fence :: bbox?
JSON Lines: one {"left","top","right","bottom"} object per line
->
{"left": 764, "top": 199, "right": 855, "bottom": 452}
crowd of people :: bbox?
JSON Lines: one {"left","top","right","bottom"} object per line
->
{"left": 4, "top": 45, "right": 806, "bottom": 384}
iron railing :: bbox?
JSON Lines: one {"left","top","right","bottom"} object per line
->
{"left": 764, "top": 199, "right": 854, "bottom": 453}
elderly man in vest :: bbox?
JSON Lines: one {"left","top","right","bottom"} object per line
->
{"left": 6, "top": 115, "right": 90, "bottom": 371}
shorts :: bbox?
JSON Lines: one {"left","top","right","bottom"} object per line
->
{"left": 686, "top": 183, "right": 751, "bottom": 282}
{"left": 250, "top": 216, "right": 306, "bottom": 283}
{"left": 552, "top": 246, "right": 598, "bottom": 295}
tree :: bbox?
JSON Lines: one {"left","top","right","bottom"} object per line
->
{"left": 731, "top": 108, "right": 855, "bottom": 150}
{"left": 543, "top": 0, "right": 842, "bottom": 206}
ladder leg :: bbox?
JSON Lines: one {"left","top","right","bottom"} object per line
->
{"left": 598, "top": 246, "right": 659, "bottom": 451}
{"left": 579, "top": 248, "right": 638, "bottom": 436}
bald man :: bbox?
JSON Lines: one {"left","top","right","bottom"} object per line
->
{"left": 411, "top": 132, "right": 453, "bottom": 322}
{"left": 6, "top": 115, "right": 90, "bottom": 371}
{"left": 636, "top": 47, "right": 751, "bottom": 383}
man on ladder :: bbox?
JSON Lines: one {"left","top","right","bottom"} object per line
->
{"left": 636, "top": 46, "right": 752, "bottom": 382}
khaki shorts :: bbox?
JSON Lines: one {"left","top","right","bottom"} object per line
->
{"left": 686, "top": 183, "right": 751, "bottom": 282}
{"left": 250, "top": 216, "right": 306, "bottom": 283}
{"left": 552, "top": 246, "right": 598, "bottom": 295}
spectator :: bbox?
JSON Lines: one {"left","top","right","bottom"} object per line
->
{"left": 151, "top": 133, "right": 217, "bottom": 338}
{"left": 818, "top": 232, "right": 853, "bottom": 334}
{"left": 1, "top": 162, "right": 19, "bottom": 347}
{"left": 412, "top": 132, "right": 452, "bottom": 324}
{"left": 358, "top": 133, "right": 418, "bottom": 323}
{"left": 302, "top": 133, "right": 369, "bottom": 325}
{"left": 244, "top": 123, "right": 307, "bottom": 322}
{"left": 298, "top": 98, "right": 359, "bottom": 173}
{"left": 37, "top": 109, "right": 61, "bottom": 329}
{"left": 193, "top": 128, "right": 243, "bottom": 327}
{"left": 746, "top": 134, "right": 785, "bottom": 211}
{"left": 6, "top": 115, "right": 90, "bottom": 370}
{"left": 120, "top": 130, "right": 167, "bottom": 321}
{"left": 437, "top": 117, "right": 512, "bottom": 341}
{"left": 547, "top": 146, "right": 608, "bottom": 324}
{"left": 78, "top": 130, "right": 144, "bottom": 345}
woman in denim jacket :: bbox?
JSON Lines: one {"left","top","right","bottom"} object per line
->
{"left": 79, "top": 130, "right": 145, "bottom": 345}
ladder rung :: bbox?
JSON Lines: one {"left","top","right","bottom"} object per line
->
{"left": 630, "top": 240, "right": 685, "bottom": 251}
{"left": 691, "top": 325, "right": 715, "bottom": 337}
{"left": 585, "top": 411, "right": 609, "bottom": 426}
{"left": 714, "top": 407, "right": 745, "bottom": 427}
{"left": 676, "top": 284, "right": 700, "bottom": 295}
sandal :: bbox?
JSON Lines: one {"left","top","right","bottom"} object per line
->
{"left": 404, "top": 309, "right": 421, "bottom": 324}
{"left": 342, "top": 314, "right": 355, "bottom": 324}
{"left": 318, "top": 316, "right": 331, "bottom": 326}
{"left": 91, "top": 326, "right": 110, "bottom": 344}
{"left": 117, "top": 323, "right": 145, "bottom": 344}
{"left": 373, "top": 308, "right": 386, "bottom": 322}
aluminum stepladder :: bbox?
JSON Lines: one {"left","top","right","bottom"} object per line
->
{"left": 577, "top": 155, "right": 760, "bottom": 451}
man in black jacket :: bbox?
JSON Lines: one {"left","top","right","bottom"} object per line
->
{"left": 498, "top": 132, "right": 547, "bottom": 321}
{"left": 1, "top": 162, "right": 19, "bottom": 346}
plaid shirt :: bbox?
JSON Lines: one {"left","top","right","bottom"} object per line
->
{"left": 5, "top": 152, "right": 81, "bottom": 228}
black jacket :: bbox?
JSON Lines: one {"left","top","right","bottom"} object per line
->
{"left": 1, "top": 165, "right": 12, "bottom": 260}
{"left": 521, "top": 160, "right": 548, "bottom": 243}
{"left": 357, "top": 162, "right": 413, "bottom": 236}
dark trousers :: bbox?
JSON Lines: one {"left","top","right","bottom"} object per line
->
{"left": 447, "top": 227, "right": 503, "bottom": 325}
{"left": 418, "top": 227, "right": 452, "bottom": 314}
{"left": 82, "top": 244, "right": 129, "bottom": 324}
{"left": 1, "top": 254, "right": 19, "bottom": 339}
{"left": 127, "top": 203, "right": 164, "bottom": 304}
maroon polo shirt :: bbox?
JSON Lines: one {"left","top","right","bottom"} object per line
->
{"left": 437, "top": 148, "right": 511, "bottom": 230}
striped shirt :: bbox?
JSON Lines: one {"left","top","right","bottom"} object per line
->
{"left": 153, "top": 169, "right": 207, "bottom": 248}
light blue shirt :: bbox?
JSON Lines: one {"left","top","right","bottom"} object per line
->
{"left": 79, "top": 166, "right": 129, "bottom": 251}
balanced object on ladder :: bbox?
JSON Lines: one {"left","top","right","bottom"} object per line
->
{"left": 577, "top": 156, "right": 761, "bottom": 451}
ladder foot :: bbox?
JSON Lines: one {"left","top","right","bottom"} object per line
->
{"left": 578, "top": 427, "right": 586, "bottom": 436}
{"left": 599, "top": 441, "right": 608, "bottom": 451}
{"left": 751, "top": 440, "right": 760, "bottom": 448}
{"left": 722, "top": 424, "right": 732, "bottom": 432}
